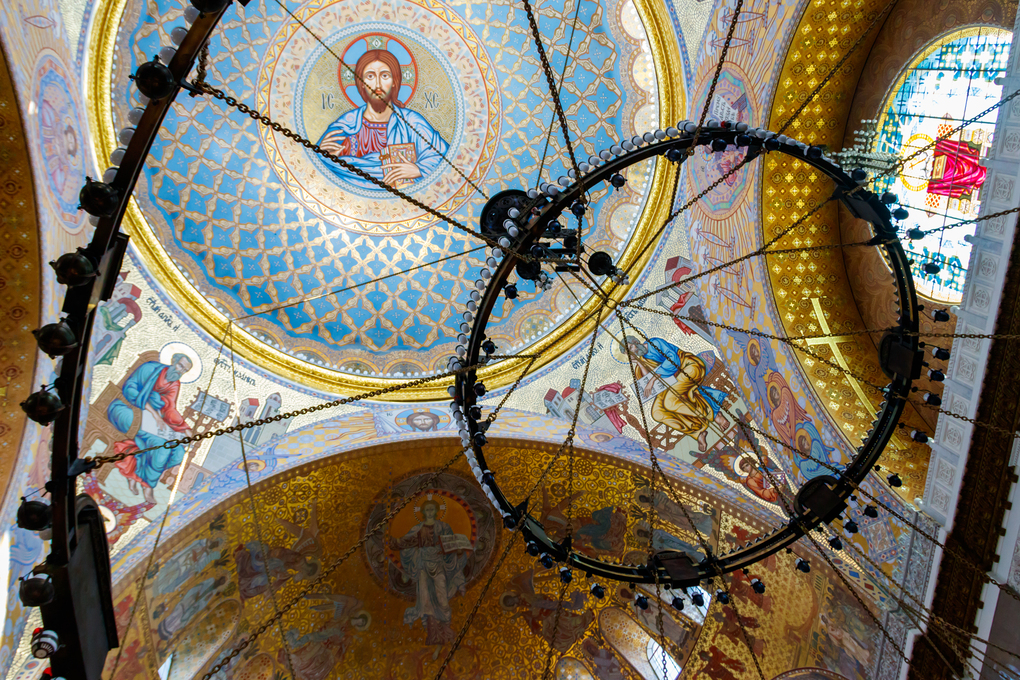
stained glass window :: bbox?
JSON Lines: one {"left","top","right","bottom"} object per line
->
{"left": 645, "top": 638, "right": 682, "bottom": 680}
{"left": 873, "top": 27, "right": 1012, "bottom": 302}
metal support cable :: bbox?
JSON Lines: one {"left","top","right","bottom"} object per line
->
{"left": 534, "top": 0, "right": 585, "bottom": 188}
{"left": 685, "top": 0, "right": 744, "bottom": 157}
{"left": 776, "top": 0, "right": 896, "bottom": 135}
{"left": 614, "top": 309, "right": 767, "bottom": 680}
{"left": 520, "top": 0, "right": 583, "bottom": 189}
{"left": 79, "top": 356, "right": 530, "bottom": 469}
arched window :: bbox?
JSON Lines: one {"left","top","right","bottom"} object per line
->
{"left": 555, "top": 657, "right": 597, "bottom": 680}
{"left": 162, "top": 598, "right": 240, "bottom": 680}
{"left": 600, "top": 607, "right": 684, "bottom": 680}
{"left": 637, "top": 583, "right": 711, "bottom": 624}
{"left": 645, "top": 637, "right": 682, "bottom": 680}
{"left": 871, "top": 27, "right": 1012, "bottom": 302}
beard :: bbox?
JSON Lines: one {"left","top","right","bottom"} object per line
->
{"left": 165, "top": 368, "right": 182, "bottom": 382}
{"left": 367, "top": 90, "right": 390, "bottom": 113}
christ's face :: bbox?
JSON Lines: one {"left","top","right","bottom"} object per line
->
{"left": 422, "top": 502, "right": 438, "bottom": 523}
{"left": 408, "top": 413, "right": 435, "bottom": 431}
{"left": 362, "top": 60, "right": 394, "bottom": 112}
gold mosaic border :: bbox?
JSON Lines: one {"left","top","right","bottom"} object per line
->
{"left": 84, "top": 0, "right": 683, "bottom": 399}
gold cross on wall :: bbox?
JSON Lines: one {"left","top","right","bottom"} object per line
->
{"left": 804, "top": 297, "right": 876, "bottom": 413}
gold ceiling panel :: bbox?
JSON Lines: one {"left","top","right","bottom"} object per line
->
{"left": 763, "top": 0, "right": 931, "bottom": 496}
{"left": 104, "top": 438, "right": 884, "bottom": 679}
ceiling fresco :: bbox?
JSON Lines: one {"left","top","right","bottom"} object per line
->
{"left": 90, "top": 0, "right": 685, "bottom": 391}
{"left": 0, "top": 42, "right": 42, "bottom": 531}
{"left": 62, "top": 246, "right": 913, "bottom": 603}
{"left": 644, "top": 0, "right": 944, "bottom": 504}
{"left": 101, "top": 441, "right": 884, "bottom": 680}
{"left": 0, "top": 0, "right": 980, "bottom": 664}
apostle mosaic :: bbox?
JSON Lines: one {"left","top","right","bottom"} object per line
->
{"left": 108, "top": 344, "right": 200, "bottom": 504}
{"left": 621, "top": 336, "right": 728, "bottom": 452}
{"left": 317, "top": 37, "right": 448, "bottom": 190}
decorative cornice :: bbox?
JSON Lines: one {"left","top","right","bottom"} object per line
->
{"left": 909, "top": 215, "right": 1020, "bottom": 678}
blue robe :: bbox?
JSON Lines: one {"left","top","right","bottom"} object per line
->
{"left": 317, "top": 106, "right": 448, "bottom": 190}
{"left": 644, "top": 337, "right": 727, "bottom": 415}
{"left": 794, "top": 420, "right": 838, "bottom": 480}
{"left": 107, "top": 361, "right": 186, "bottom": 488}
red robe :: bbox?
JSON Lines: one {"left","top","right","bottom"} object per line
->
{"left": 927, "top": 138, "right": 987, "bottom": 198}
{"left": 113, "top": 367, "right": 189, "bottom": 485}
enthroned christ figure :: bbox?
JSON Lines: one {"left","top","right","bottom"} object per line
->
{"left": 318, "top": 48, "right": 448, "bottom": 190}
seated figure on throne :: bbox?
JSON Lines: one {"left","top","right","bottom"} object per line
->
{"left": 108, "top": 354, "right": 194, "bottom": 504}
{"left": 622, "top": 336, "right": 728, "bottom": 452}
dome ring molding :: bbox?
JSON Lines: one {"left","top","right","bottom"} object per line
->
{"left": 455, "top": 126, "right": 922, "bottom": 587}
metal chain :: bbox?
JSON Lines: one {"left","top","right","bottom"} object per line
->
{"left": 533, "top": 0, "right": 584, "bottom": 192}
{"left": 911, "top": 205, "right": 1020, "bottom": 239}
{"left": 263, "top": 0, "right": 487, "bottom": 199}
{"left": 195, "top": 43, "right": 209, "bottom": 87}
{"left": 733, "top": 408, "right": 1020, "bottom": 610}
{"left": 83, "top": 357, "right": 507, "bottom": 468}
{"left": 624, "top": 189, "right": 840, "bottom": 307}
{"left": 434, "top": 529, "right": 523, "bottom": 679}
{"left": 624, "top": 301, "right": 912, "bottom": 671}
{"left": 736, "top": 415, "right": 914, "bottom": 667}
{"left": 539, "top": 302, "right": 608, "bottom": 680}
{"left": 228, "top": 328, "right": 298, "bottom": 679}
{"left": 686, "top": 0, "right": 744, "bottom": 156}
{"left": 843, "top": 531, "right": 1020, "bottom": 667}
{"left": 895, "top": 86, "right": 1020, "bottom": 176}
{"left": 194, "top": 82, "right": 513, "bottom": 256}
{"left": 520, "top": 0, "right": 583, "bottom": 189}
{"left": 836, "top": 526, "right": 984, "bottom": 678}
{"left": 110, "top": 328, "right": 233, "bottom": 680}
{"left": 615, "top": 311, "right": 767, "bottom": 680}
{"left": 913, "top": 398, "right": 1020, "bottom": 439}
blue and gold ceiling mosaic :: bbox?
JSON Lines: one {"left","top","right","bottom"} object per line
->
{"left": 102, "top": 0, "right": 667, "bottom": 383}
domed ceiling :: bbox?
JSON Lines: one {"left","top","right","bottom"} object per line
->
{"left": 92, "top": 0, "right": 681, "bottom": 391}
{"left": 72, "top": 0, "right": 928, "bottom": 591}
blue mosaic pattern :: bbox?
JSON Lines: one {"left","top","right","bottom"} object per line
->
{"left": 116, "top": 0, "right": 651, "bottom": 374}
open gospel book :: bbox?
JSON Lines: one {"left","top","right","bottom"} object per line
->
{"left": 380, "top": 143, "right": 418, "bottom": 188}
{"left": 439, "top": 533, "right": 473, "bottom": 553}
{"left": 141, "top": 408, "right": 177, "bottom": 441}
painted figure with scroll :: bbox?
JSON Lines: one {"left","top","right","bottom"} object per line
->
{"left": 317, "top": 41, "right": 448, "bottom": 190}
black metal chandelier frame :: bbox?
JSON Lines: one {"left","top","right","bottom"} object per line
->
{"left": 454, "top": 125, "right": 923, "bottom": 587}
{"left": 15, "top": 0, "right": 931, "bottom": 674}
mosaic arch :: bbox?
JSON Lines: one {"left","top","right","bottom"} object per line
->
{"left": 872, "top": 26, "right": 1012, "bottom": 303}
{"left": 88, "top": 0, "right": 684, "bottom": 395}
{"left": 653, "top": 0, "right": 940, "bottom": 512}
{"left": 103, "top": 439, "right": 816, "bottom": 680}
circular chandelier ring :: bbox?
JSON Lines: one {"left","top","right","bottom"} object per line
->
{"left": 453, "top": 122, "right": 921, "bottom": 587}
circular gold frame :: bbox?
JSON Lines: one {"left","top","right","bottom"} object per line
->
{"left": 84, "top": 0, "right": 684, "bottom": 399}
